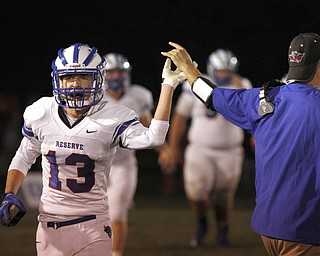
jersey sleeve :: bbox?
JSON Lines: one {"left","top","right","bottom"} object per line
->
{"left": 8, "top": 137, "right": 41, "bottom": 176}
{"left": 112, "top": 117, "right": 169, "bottom": 150}
{"left": 8, "top": 98, "right": 49, "bottom": 175}
{"left": 212, "top": 87, "right": 260, "bottom": 132}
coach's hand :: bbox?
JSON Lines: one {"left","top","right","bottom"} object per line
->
{"left": 161, "top": 42, "right": 202, "bottom": 86}
{"left": 0, "top": 192, "right": 26, "bottom": 227}
{"left": 162, "top": 58, "right": 187, "bottom": 89}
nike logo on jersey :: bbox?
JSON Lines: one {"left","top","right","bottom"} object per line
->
{"left": 86, "top": 129, "right": 97, "bottom": 133}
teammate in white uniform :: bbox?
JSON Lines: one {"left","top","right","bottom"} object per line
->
{"left": 0, "top": 44, "right": 185, "bottom": 256}
{"left": 159, "top": 49, "right": 252, "bottom": 248}
{"left": 102, "top": 53, "right": 153, "bottom": 256}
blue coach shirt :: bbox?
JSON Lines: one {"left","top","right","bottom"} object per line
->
{"left": 212, "top": 82, "right": 320, "bottom": 245}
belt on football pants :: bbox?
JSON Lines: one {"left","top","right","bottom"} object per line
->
{"left": 47, "top": 215, "right": 96, "bottom": 229}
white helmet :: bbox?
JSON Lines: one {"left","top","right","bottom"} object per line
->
{"left": 207, "top": 49, "right": 239, "bottom": 74}
{"left": 206, "top": 49, "right": 239, "bottom": 86}
{"left": 103, "top": 53, "right": 131, "bottom": 90}
{"left": 51, "top": 43, "right": 106, "bottom": 109}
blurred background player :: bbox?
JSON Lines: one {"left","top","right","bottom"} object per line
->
{"left": 159, "top": 49, "right": 252, "bottom": 248}
{"left": 102, "top": 53, "right": 153, "bottom": 256}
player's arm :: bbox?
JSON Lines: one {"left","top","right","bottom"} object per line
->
{"left": 153, "top": 84, "right": 174, "bottom": 122}
{"left": 158, "top": 84, "right": 192, "bottom": 170}
{"left": 167, "top": 112, "right": 187, "bottom": 166}
{"left": 0, "top": 137, "right": 37, "bottom": 227}
{"left": 135, "top": 58, "right": 186, "bottom": 145}
{"left": 4, "top": 169, "right": 25, "bottom": 195}
{"left": 158, "top": 111, "right": 187, "bottom": 170}
{"left": 117, "top": 59, "right": 186, "bottom": 149}
{"left": 121, "top": 84, "right": 173, "bottom": 149}
{"left": 135, "top": 108, "right": 171, "bottom": 172}
{"left": 161, "top": 42, "right": 217, "bottom": 109}
{"left": 139, "top": 108, "right": 170, "bottom": 153}
{"left": 0, "top": 127, "right": 41, "bottom": 227}
{"left": 139, "top": 111, "right": 152, "bottom": 127}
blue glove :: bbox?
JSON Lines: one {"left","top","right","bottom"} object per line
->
{"left": 0, "top": 192, "right": 26, "bottom": 227}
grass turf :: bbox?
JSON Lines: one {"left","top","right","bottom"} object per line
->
{"left": 0, "top": 194, "right": 267, "bottom": 256}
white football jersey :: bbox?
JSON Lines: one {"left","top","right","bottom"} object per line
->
{"left": 176, "top": 77, "right": 252, "bottom": 149}
{"left": 102, "top": 85, "right": 154, "bottom": 163}
{"left": 9, "top": 97, "right": 168, "bottom": 219}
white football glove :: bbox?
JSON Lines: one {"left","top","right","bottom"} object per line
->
{"left": 162, "top": 58, "right": 187, "bottom": 89}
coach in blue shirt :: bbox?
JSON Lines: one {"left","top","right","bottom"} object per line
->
{"left": 162, "top": 33, "right": 320, "bottom": 256}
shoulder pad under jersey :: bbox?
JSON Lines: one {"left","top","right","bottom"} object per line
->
{"left": 129, "top": 84, "right": 153, "bottom": 98}
{"left": 241, "top": 77, "right": 253, "bottom": 89}
{"left": 23, "top": 97, "right": 53, "bottom": 124}
{"left": 129, "top": 84, "right": 154, "bottom": 110}
{"left": 89, "top": 101, "right": 139, "bottom": 127}
{"left": 129, "top": 84, "right": 152, "bottom": 94}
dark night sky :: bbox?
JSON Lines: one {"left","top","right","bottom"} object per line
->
{"left": 2, "top": 0, "right": 320, "bottom": 107}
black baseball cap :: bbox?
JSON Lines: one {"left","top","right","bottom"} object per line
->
{"left": 287, "top": 33, "right": 320, "bottom": 82}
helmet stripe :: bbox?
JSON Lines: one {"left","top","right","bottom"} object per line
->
{"left": 58, "top": 48, "right": 68, "bottom": 65}
{"left": 83, "top": 47, "right": 97, "bottom": 66}
{"left": 73, "top": 43, "right": 81, "bottom": 63}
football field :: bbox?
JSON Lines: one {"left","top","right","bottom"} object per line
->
{"left": 0, "top": 151, "right": 265, "bottom": 255}
{"left": 0, "top": 194, "right": 267, "bottom": 256}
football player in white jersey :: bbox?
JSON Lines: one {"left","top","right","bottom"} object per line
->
{"left": 102, "top": 53, "right": 154, "bottom": 256}
{"left": 159, "top": 49, "right": 252, "bottom": 248}
{"left": 0, "top": 43, "right": 185, "bottom": 256}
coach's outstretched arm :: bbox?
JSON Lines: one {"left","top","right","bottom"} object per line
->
{"left": 161, "top": 42, "right": 217, "bottom": 108}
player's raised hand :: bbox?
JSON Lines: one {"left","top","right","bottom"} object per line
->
{"left": 0, "top": 192, "right": 26, "bottom": 227}
{"left": 161, "top": 42, "right": 202, "bottom": 85}
{"left": 161, "top": 42, "right": 192, "bottom": 71}
{"left": 161, "top": 58, "right": 187, "bottom": 89}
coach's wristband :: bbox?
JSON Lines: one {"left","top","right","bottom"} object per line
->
{"left": 191, "top": 77, "right": 216, "bottom": 107}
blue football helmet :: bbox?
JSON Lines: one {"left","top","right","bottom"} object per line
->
{"left": 51, "top": 43, "right": 106, "bottom": 109}
{"left": 103, "top": 53, "right": 131, "bottom": 90}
